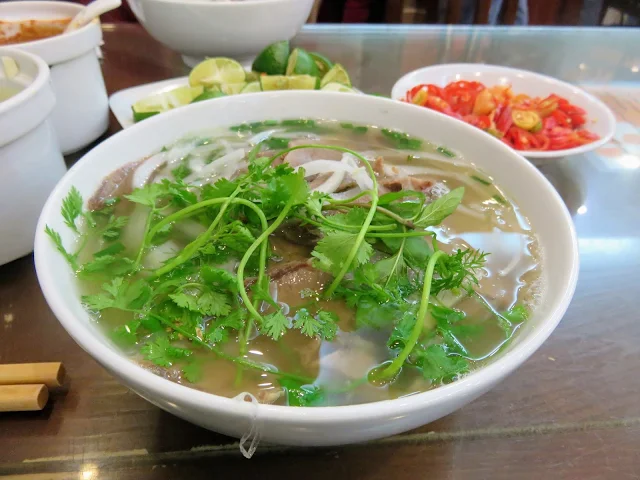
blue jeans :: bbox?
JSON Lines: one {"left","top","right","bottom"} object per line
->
{"left": 460, "top": 0, "right": 529, "bottom": 25}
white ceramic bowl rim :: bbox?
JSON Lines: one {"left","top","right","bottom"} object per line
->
{"left": 391, "top": 63, "right": 616, "bottom": 160}
{"left": 0, "top": 1, "right": 102, "bottom": 64}
{"left": 35, "top": 92, "right": 579, "bottom": 424}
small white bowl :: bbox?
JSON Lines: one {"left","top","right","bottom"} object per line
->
{"left": 0, "top": 1, "right": 109, "bottom": 154}
{"left": 35, "top": 91, "right": 578, "bottom": 446}
{"left": 126, "top": 0, "right": 315, "bottom": 66}
{"left": 391, "top": 63, "right": 616, "bottom": 161}
{"left": 0, "top": 48, "right": 67, "bottom": 265}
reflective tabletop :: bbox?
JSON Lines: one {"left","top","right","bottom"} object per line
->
{"left": 1, "top": 24, "right": 639, "bottom": 479}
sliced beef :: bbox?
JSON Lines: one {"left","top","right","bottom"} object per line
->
{"left": 89, "top": 160, "right": 143, "bottom": 210}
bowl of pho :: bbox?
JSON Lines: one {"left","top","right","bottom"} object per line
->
{"left": 35, "top": 91, "right": 578, "bottom": 447}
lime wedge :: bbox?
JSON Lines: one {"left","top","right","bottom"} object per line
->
{"left": 189, "top": 58, "right": 245, "bottom": 88}
{"left": 133, "top": 85, "right": 203, "bottom": 115}
{"left": 289, "top": 75, "right": 319, "bottom": 89}
{"left": 191, "top": 89, "right": 227, "bottom": 103}
{"left": 320, "top": 64, "right": 351, "bottom": 88}
{"left": 241, "top": 82, "right": 262, "bottom": 93}
{"left": 321, "top": 82, "right": 355, "bottom": 93}
{"left": 245, "top": 71, "right": 260, "bottom": 82}
{"left": 1, "top": 56, "right": 19, "bottom": 79}
{"left": 252, "top": 40, "right": 290, "bottom": 75}
{"left": 286, "top": 48, "right": 320, "bottom": 77}
{"left": 220, "top": 82, "right": 247, "bottom": 95}
{"left": 309, "top": 52, "right": 334, "bottom": 76}
{"left": 260, "top": 75, "right": 318, "bottom": 91}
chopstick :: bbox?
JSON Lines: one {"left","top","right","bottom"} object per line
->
{"left": 0, "top": 384, "right": 49, "bottom": 412}
{"left": 0, "top": 362, "right": 65, "bottom": 388}
{"left": 0, "top": 363, "right": 65, "bottom": 412}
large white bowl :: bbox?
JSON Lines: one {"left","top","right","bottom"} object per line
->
{"left": 126, "top": 0, "right": 314, "bottom": 65}
{"left": 391, "top": 63, "right": 616, "bottom": 162}
{"left": 34, "top": 92, "right": 578, "bottom": 446}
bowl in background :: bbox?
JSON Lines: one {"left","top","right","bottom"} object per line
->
{"left": 35, "top": 91, "right": 578, "bottom": 446}
{"left": 126, "top": 0, "right": 315, "bottom": 66}
{"left": 0, "top": 47, "right": 67, "bottom": 266}
{"left": 0, "top": 1, "right": 109, "bottom": 154}
{"left": 391, "top": 63, "right": 616, "bottom": 162}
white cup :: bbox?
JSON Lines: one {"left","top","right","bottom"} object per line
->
{"left": 0, "top": 1, "right": 109, "bottom": 154}
{"left": 0, "top": 47, "right": 67, "bottom": 266}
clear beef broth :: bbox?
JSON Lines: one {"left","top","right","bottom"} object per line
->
{"left": 79, "top": 120, "right": 541, "bottom": 406}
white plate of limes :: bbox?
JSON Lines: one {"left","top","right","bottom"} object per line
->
{"left": 109, "top": 41, "right": 358, "bottom": 129}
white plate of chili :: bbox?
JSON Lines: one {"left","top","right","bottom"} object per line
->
{"left": 391, "top": 64, "right": 615, "bottom": 161}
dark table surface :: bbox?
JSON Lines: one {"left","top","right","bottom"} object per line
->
{"left": 1, "top": 24, "right": 640, "bottom": 479}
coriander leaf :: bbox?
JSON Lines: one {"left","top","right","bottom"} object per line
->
{"left": 316, "top": 310, "right": 339, "bottom": 341}
{"left": 201, "top": 266, "right": 237, "bottom": 293}
{"left": 430, "top": 304, "right": 470, "bottom": 356}
{"left": 387, "top": 311, "right": 416, "bottom": 350}
{"left": 305, "top": 191, "right": 329, "bottom": 217}
{"left": 110, "top": 320, "right": 140, "bottom": 348}
{"left": 101, "top": 216, "right": 129, "bottom": 241}
{"left": 414, "top": 187, "right": 464, "bottom": 228}
{"left": 78, "top": 255, "right": 135, "bottom": 277}
{"left": 431, "top": 248, "right": 487, "bottom": 295}
{"left": 416, "top": 344, "right": 469, "bottom": 383}
{"left": 279, "top": 378, "right": 325, "bottom": 407}
{"left": 356, "top": 297, "right": 404, "bottom": 329}
{"left": 94, "top": 242, "right": 125, "bottom": 257}
{"left": 124, "top": 183, "right": 168, "bottom": 207}
{"left": 264, "top": 137, "right": 289, "bottom": 150}
{"left": 328, "top": 207, "right": 367, "bottom": 227}
{"left": 205, "top": 310, "right": 245, "bottom": 345}
{"left": 497, "top": 304, "right": 528, "bottom": 336}
{"left": 378, "top": 190, "right": 425, "bottom": 206}
{"left": 292, "top": 308, "right": 337, "bottom": 339}
{"left": 140, "top": 315, "right": 164, "bottom": 333}
{"left": 182, "top": 360, "right": 203, "bottom": 383}
{"left": 218, "top": 221, "right": 256, "bottom": 253}
{"left": 82, "top": 277, "right": 151, "bottom": 311}
{"left": 45, "top": 225, "right": 78, "bottom": 270}
{"left": 169, "top": 289, "right": 231, "bottom": 317}
{"left": 61, "top": 187, "right": 83, "bottom": 233}
{"left": 311, "top": 230, "right": 373, "bottom": 276}
{"left": 261, "top": 169, "right": 309, "bottom": 216}
{"left": 172, "top": 163, "right": 192, "bottom": 181}
{"left": 141, "top": 335, "right": 192, "bottom": 368}
{"left": 162, "top": 180, "right": 198, "bottom": 207}
{"left": 262, "top": 311, "right": 289, "bottom": 340}
{"left": 373, "top": 251, "right": 406, "bottom": 283}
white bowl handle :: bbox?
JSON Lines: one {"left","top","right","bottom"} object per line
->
{"left": 126, "top": 0, "right": 145, "bottom": 22}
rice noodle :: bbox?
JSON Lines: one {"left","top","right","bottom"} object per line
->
{"left": 297, "top": 159, "right": 354, "bottom": 177}
{"left": 313, "top": 170, "right": 346, "bottom": 194}
{"left": 132, "top": 153, "right": 167, "bottom": 189}
{"left": 183, "top": 148, "right": 246, "bottom": 185}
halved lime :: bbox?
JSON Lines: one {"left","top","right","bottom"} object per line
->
{"left": 191, "top": 89, "right": 227, "bottom": 103}
{"left": 320, "top": 64, "right": 351, "bottom": 88}
{"left": 309, "top": 52, "right": 334, "bottom": 76}
{"left": 188, "top": 58, "right": 245, "bottom": 88}
{"left": 245, "top": 71, "right": 260, "bottom": 82}
{"left": 321, "top": 82, "right": 355, "bottom": 93}
{"left": 132, "top": 85, "right": 204, "bottom": 122}
{"left": 252, "top": 40, "right": 290, "bottom": 75}
{"left": 220, "top": 82, "right": 247, "bottom": 95}
{"left": 260, "top": 75, "right": 318, "bottom": 91}
{"left": 241, "top": 82, "right": 262, "bottom": 93}
{"left": 286, "top": 48, "right": 320, "bottom": 77}
{"left": 289, "top": 75, "right": 319, "bottom": 90}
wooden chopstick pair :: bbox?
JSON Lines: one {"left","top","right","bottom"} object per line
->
{"left": 0, "top": 362, "right": 65, "bottom": 412}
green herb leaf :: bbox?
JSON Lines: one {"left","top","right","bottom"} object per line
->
{"left": 61, "top": 187, "right": 84, "bottom": 233}
{"left": 45, "top": 226, "right": 78, "bottom": 270}
{"left": 293, "top": 308, "right": 338, "bottom": 340}
{"left": 201, "top": 266, "right": 238, "bottom": 293}
{"left": 141, "top": 335, "right": 192, "bottom": 368}
{"left": 82, "top": 277, "right": 151, "bottom": 311}
{"left": 312, "top": 230, "right": 373, "bottom": 276}
{"left": 279, "top": 377, "right": 325, "bottom": 407}
{"left": 413, "top": 187, "right": 464, "bottom": 228}
{"left": 415, "top": 344, "right": 468, "bottom": 383}
{"left": 124, "top": 183, "right": 168, "bottom": 207}
{"left": 182, "top": 360, "right": 203, "bottom": 383}
{"left": 262, "top": 311, "right": 289, "bottom": 340}
{"left": 169, "top": 289, "right": 231, "bottom": 317}
{"left": 205, "top": 310, "right": 245, "bottom": 345}
{"left": 110, "top": 320, "right": 140, "bottom": 348}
